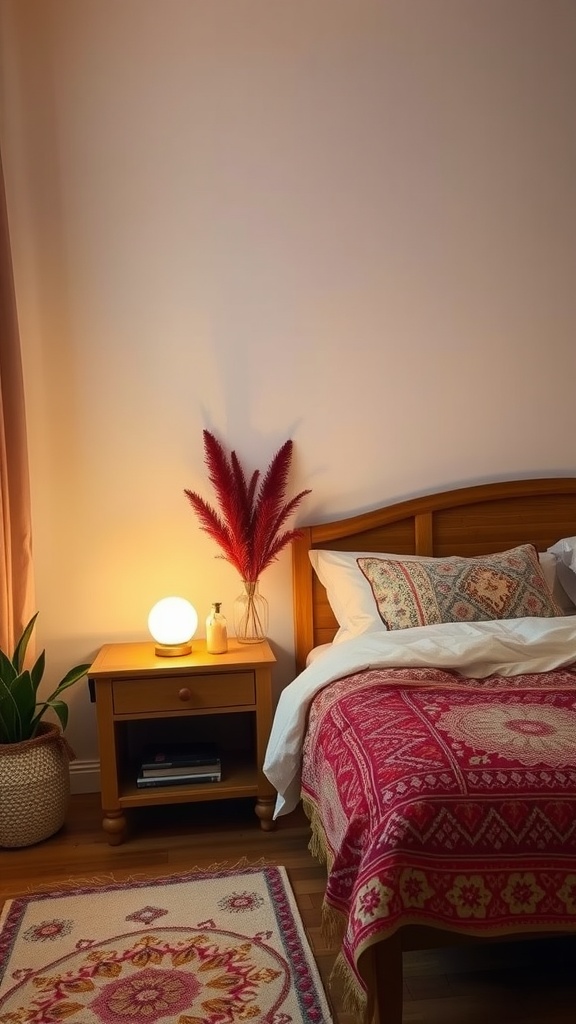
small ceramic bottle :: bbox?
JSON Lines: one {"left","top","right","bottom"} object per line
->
{"left": 206, "top": 602, "right": 228, "bottom": 654}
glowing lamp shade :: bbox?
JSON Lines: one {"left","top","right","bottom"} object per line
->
{"left": 148, "top": 597, "right": 198, "bottom": 657}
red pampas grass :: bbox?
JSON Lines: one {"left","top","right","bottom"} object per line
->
{"left": 184, "top": 431, "right": 311, "bottom": 582}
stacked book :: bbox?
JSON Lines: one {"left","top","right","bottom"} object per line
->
{"left": 136, "top": 742, "right": 221, "bottom": 788}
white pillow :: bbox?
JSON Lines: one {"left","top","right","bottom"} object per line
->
{"left": 310, "top": 549, "right": 443, "bottom": 644}
{"left": 310, "top": 547, "right": 572, "bottom": 645}
{"left": 547, "top": 538, "right": 576, "bottom": 609}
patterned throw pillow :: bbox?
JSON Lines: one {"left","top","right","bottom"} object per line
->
{"left": 357, "top": 544, "right": 563, "bottom": 631}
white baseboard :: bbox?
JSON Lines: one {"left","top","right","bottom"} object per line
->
{"left": 70, "top": 759, "right": 101, "bottom": 794}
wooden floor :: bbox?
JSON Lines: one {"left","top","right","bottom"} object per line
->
{"left": 1, "top": 794, "right": 576, "bottom": 1023}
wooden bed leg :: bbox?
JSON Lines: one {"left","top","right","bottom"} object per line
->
{"left": 365, "top": 934, "right": 403, "bottom": 1024}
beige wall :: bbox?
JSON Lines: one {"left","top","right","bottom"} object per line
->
{"left": 1, "top": 1, "right": 576, "bottom": 778}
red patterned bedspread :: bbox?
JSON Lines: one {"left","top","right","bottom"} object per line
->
{"left": 300, "top": 665, "right": 576, "bottom": 1013}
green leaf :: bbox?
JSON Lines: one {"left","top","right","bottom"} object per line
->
{"left": 29, "top": 664, "right": 90, "bottom": 737}
{"left": 31, "top": 699, "right": 68, "bottom": 735}
{"left": 0, "top": 671, "right": 35, "bottom": 742}
{"left": 12, "top": 612, "right": 39, "bottom": 672}
{"left": 53, "top": 664, "right": 91, "bottom": 696}
{"left": 0, "top": 678, "right": 21, "bottom": 742}
{"left": 30, "top": 649, "right": 46, "bottom": 694}
{"left": 11, "top": 671, "right": 36, "bottom": 738}
{"left": 0, "top": 647, "right": 17, "bottom": 686}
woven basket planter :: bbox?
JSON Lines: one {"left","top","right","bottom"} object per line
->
{"left": 0, "top": 722, "right": 76, "bottom": 848}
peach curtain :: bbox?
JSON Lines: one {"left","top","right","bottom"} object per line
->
{"left": 0, "top": 148, "right": 34, "bottom": 653}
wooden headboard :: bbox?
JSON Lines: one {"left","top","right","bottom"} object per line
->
{"left": 292, "top": 477, "right": 576, "bottom": 673}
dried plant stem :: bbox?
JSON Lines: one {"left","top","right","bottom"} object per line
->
{"left": 235, "top": 582, "right": 268, "bottom": 644}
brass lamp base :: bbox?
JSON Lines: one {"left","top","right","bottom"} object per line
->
{"left": 154, "top": 642, "right": 192, "bottom": 657}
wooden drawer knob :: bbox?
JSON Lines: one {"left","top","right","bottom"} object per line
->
{"left": 178, "top": 687, "right": 191, "bottom": 702}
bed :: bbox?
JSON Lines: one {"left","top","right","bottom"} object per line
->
{"left": 263, "top": 478, "right": 576, "bottom": 1024}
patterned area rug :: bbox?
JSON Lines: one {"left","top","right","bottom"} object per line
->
{"left": 0, "top": 865, "right": 333, "bottom": 1024}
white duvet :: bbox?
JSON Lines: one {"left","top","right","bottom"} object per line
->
{"left": 263, "top": 617, "right": 576, "bottom": 818}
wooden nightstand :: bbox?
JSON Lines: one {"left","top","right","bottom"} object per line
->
{"left": 88, "top": 639, "right": 277, "bottom": 845}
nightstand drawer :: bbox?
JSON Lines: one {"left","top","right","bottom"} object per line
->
{"left": 112, "top": 672, "right": 255, "bottom": 714}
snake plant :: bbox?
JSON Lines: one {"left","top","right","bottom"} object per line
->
{"left": 0, "top": 613, "right": 90, "bottom": 744}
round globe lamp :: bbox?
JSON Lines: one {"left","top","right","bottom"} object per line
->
{"left": 148, "top": 597, "right": 198, "bottom": 657}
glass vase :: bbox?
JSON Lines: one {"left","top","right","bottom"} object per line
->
{"left": 233, "top": 580, "right": 268, "bottom": 644}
